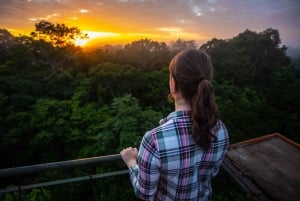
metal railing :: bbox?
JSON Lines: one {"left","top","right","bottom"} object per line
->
{"left": 0, "top": 154, "right": 128, "bottom": 194}
{"left": 0, "top": 152, "right": 266, "bottom": 201}
{"left": 3, "top": 133, "right": 297, "bottom": 200}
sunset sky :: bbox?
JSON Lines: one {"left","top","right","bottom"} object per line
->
{"left": 0, "top": 0, "right": 299, "bottom": 48}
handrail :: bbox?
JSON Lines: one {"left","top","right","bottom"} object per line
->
{"left": 0, "top": 154, "right": 122, "bottom": 178}
{"left": 2, "top": 134, "right": 294, "bottom": 200}
{"left": 0, "top": 170, "right": 128, "bottom": 194}
{"left": 0, "top": 154, "right": 126, "bottom": 194}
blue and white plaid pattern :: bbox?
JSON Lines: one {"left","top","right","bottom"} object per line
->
{"left": 129, "top": 110, "right": 229, "bottom": 201}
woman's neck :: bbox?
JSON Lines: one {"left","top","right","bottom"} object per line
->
{"left": 174, "top": 96, "right": 191, "bottom": 111}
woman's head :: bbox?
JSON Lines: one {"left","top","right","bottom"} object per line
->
{"left": 169, "top": 49, "right": 218, "bottom": 149}
{"left": 169, "top": 49, "right": 213, "bottom": 101}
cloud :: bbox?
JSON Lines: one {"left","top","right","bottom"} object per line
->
{"left": 0, "top": 0, "right": 299, "bottom": 47}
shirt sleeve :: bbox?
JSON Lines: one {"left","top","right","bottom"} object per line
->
{"left": 213, "top": 123, "right": 230, "bottom": 177}
{"left": 129, "top": 131, "right": 161, "bottom": 200}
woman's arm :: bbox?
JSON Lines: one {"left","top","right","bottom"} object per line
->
{"left": 121, "top": 133, "right": 161, "bottom": 200}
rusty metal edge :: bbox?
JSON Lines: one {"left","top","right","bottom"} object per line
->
{"left": 228, "top": 133, "right": 300, "bottom": 150}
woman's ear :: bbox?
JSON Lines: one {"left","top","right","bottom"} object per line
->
{"left": 169, "top": 76, "right": 176, "bottom": 94}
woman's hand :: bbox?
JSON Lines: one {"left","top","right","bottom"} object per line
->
{"left": 120, "top": 147, "right": 138, "bottom": 168}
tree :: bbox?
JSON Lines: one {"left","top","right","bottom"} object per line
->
{"left": 120, "top": 38, "right": 170, "bottom": 70}
{"left": 0, "top": 29, "right": 16, "bottom": 47}
{"left": 0, "top": 29, "right": 16, "bottom": 64}
{"left": 200, "top": 28, "right": 290, "bottom": 85}
{"left": 260, "top": 67, "right": 300, "bottom": 142}
{"left": 98, "top": 94, "right": 162, "bottom": 154}
{"left": 215, "top": 81, "right": 276, "bottom": 142}
{"left": 31, "top": 20, "right": 88, "bottom": 47}
{"left": 168, "top": 38, "right": 198, "bottom": 55}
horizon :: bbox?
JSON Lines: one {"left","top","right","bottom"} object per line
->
{"left": 0, "top": 0, "right": 300, "bottom": 49}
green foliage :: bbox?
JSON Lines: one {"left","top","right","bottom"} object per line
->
{"left": 201, "top": 28, "right": 290, "bottom": 85}
{"left": 215, "top": 81, "right": 278, "bottom": 143}
{"left": 260, "top": 67, "right": 300, "bottom": 142}
{"left": 121, "top": 38, "right": 170, "bottom": 69}
{"left": 28, "top": 188, "right": 52, "bottom": 201}
{"left": 89, "top": 62, "right": 144, "bottom": 102}
{"left": 0, "top": 28, "right": 299, "bottom": 201}
{"left": 98, "top": 94, "right": 162, "bottom": 154}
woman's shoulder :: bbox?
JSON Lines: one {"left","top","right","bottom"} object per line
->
{"left": 145, "top": 119, "right": 173, "bottom": 137}
{"left": 142, "top": 117, "right": 180, "bottom": 147}
{"left": 215, "top": 120, "right": 230, "bottom": 141}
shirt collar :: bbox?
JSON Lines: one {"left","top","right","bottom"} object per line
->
{"left": 159, "top": 110, "right": 191, "bottom": 125}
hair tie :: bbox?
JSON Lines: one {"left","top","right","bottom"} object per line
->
{"left": 197, "top": 77, "right": 205, "bottom": 84}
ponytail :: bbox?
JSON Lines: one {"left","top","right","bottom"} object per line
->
{"left": 191, "top": 79, "right": 218, "bottom": 149}
{"left": 169, "top": 49, "right": 218, "bottom": 149}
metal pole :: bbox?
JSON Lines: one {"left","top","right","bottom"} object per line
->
{"left": 0, "top": 170, "right": 128, "bottom": 194}
{"left": 0, "top": 154, "right": 122, "bottom": 178}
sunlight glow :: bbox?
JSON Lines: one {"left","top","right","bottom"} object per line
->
{"left": 80, "top": 9, "right": 89, "bottom": 13}
{"left": 158, "top": 27, "right": 181, "bottom": 33}
{"left": 75, "top": 31, "right": 120, "bottom": 47}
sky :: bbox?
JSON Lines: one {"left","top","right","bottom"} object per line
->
{"left": 0, "top": 0, "right": 300, "bottom": 48}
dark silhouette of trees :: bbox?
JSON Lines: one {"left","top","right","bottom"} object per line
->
{"left": 169, "top": 38, "right": 198, "bottom": 54}
{"left": 31, "top": 20, "right": 88, "bottom": 47}
{"left": 0, "top": 29, "right": 16, "bottom": 64}
{"left": 0, "top": 29, "right": 16, "bottom": 47}
{"left": 120, "top": 38, "right": 170, "bottom": 69}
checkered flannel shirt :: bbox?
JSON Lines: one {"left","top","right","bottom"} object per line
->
{"left": 129, "top": 110, "right": 229, "bottom": 201}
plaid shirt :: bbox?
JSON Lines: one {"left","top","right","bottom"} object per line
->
{"left": 129, "top": 110, "right": 229, "bottom": 201}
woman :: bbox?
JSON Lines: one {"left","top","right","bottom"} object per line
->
{"left": 120, "top": 49, "right": 229, "bottom": 201}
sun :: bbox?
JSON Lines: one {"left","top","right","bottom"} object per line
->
{"left": 75, "top": 38, "right": 88, "bottom": 46}
{"left": 75, "top": 31, "right": 120, "bottom": 47}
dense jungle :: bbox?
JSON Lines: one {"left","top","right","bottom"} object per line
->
{"left": 0, "top": 22, "right": 299, "bottom": 200}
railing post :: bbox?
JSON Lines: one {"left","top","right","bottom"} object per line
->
{"left": 39, "top": 188, "right": 47, "bottom": 201}
{"left": 18, "top": 187, "right": 22, "bottom": 201}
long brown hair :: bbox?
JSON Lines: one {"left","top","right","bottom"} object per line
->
{"left": 169, "top": 49, "right": 218, "bottom": 149}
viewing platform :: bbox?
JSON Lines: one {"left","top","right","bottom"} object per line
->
{"left": 1, "top": 133, "right": 299, "bottom": 201}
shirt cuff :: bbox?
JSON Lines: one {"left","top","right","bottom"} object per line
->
{"left": 129, "top": 164, "right": 139, "bottom": 176}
